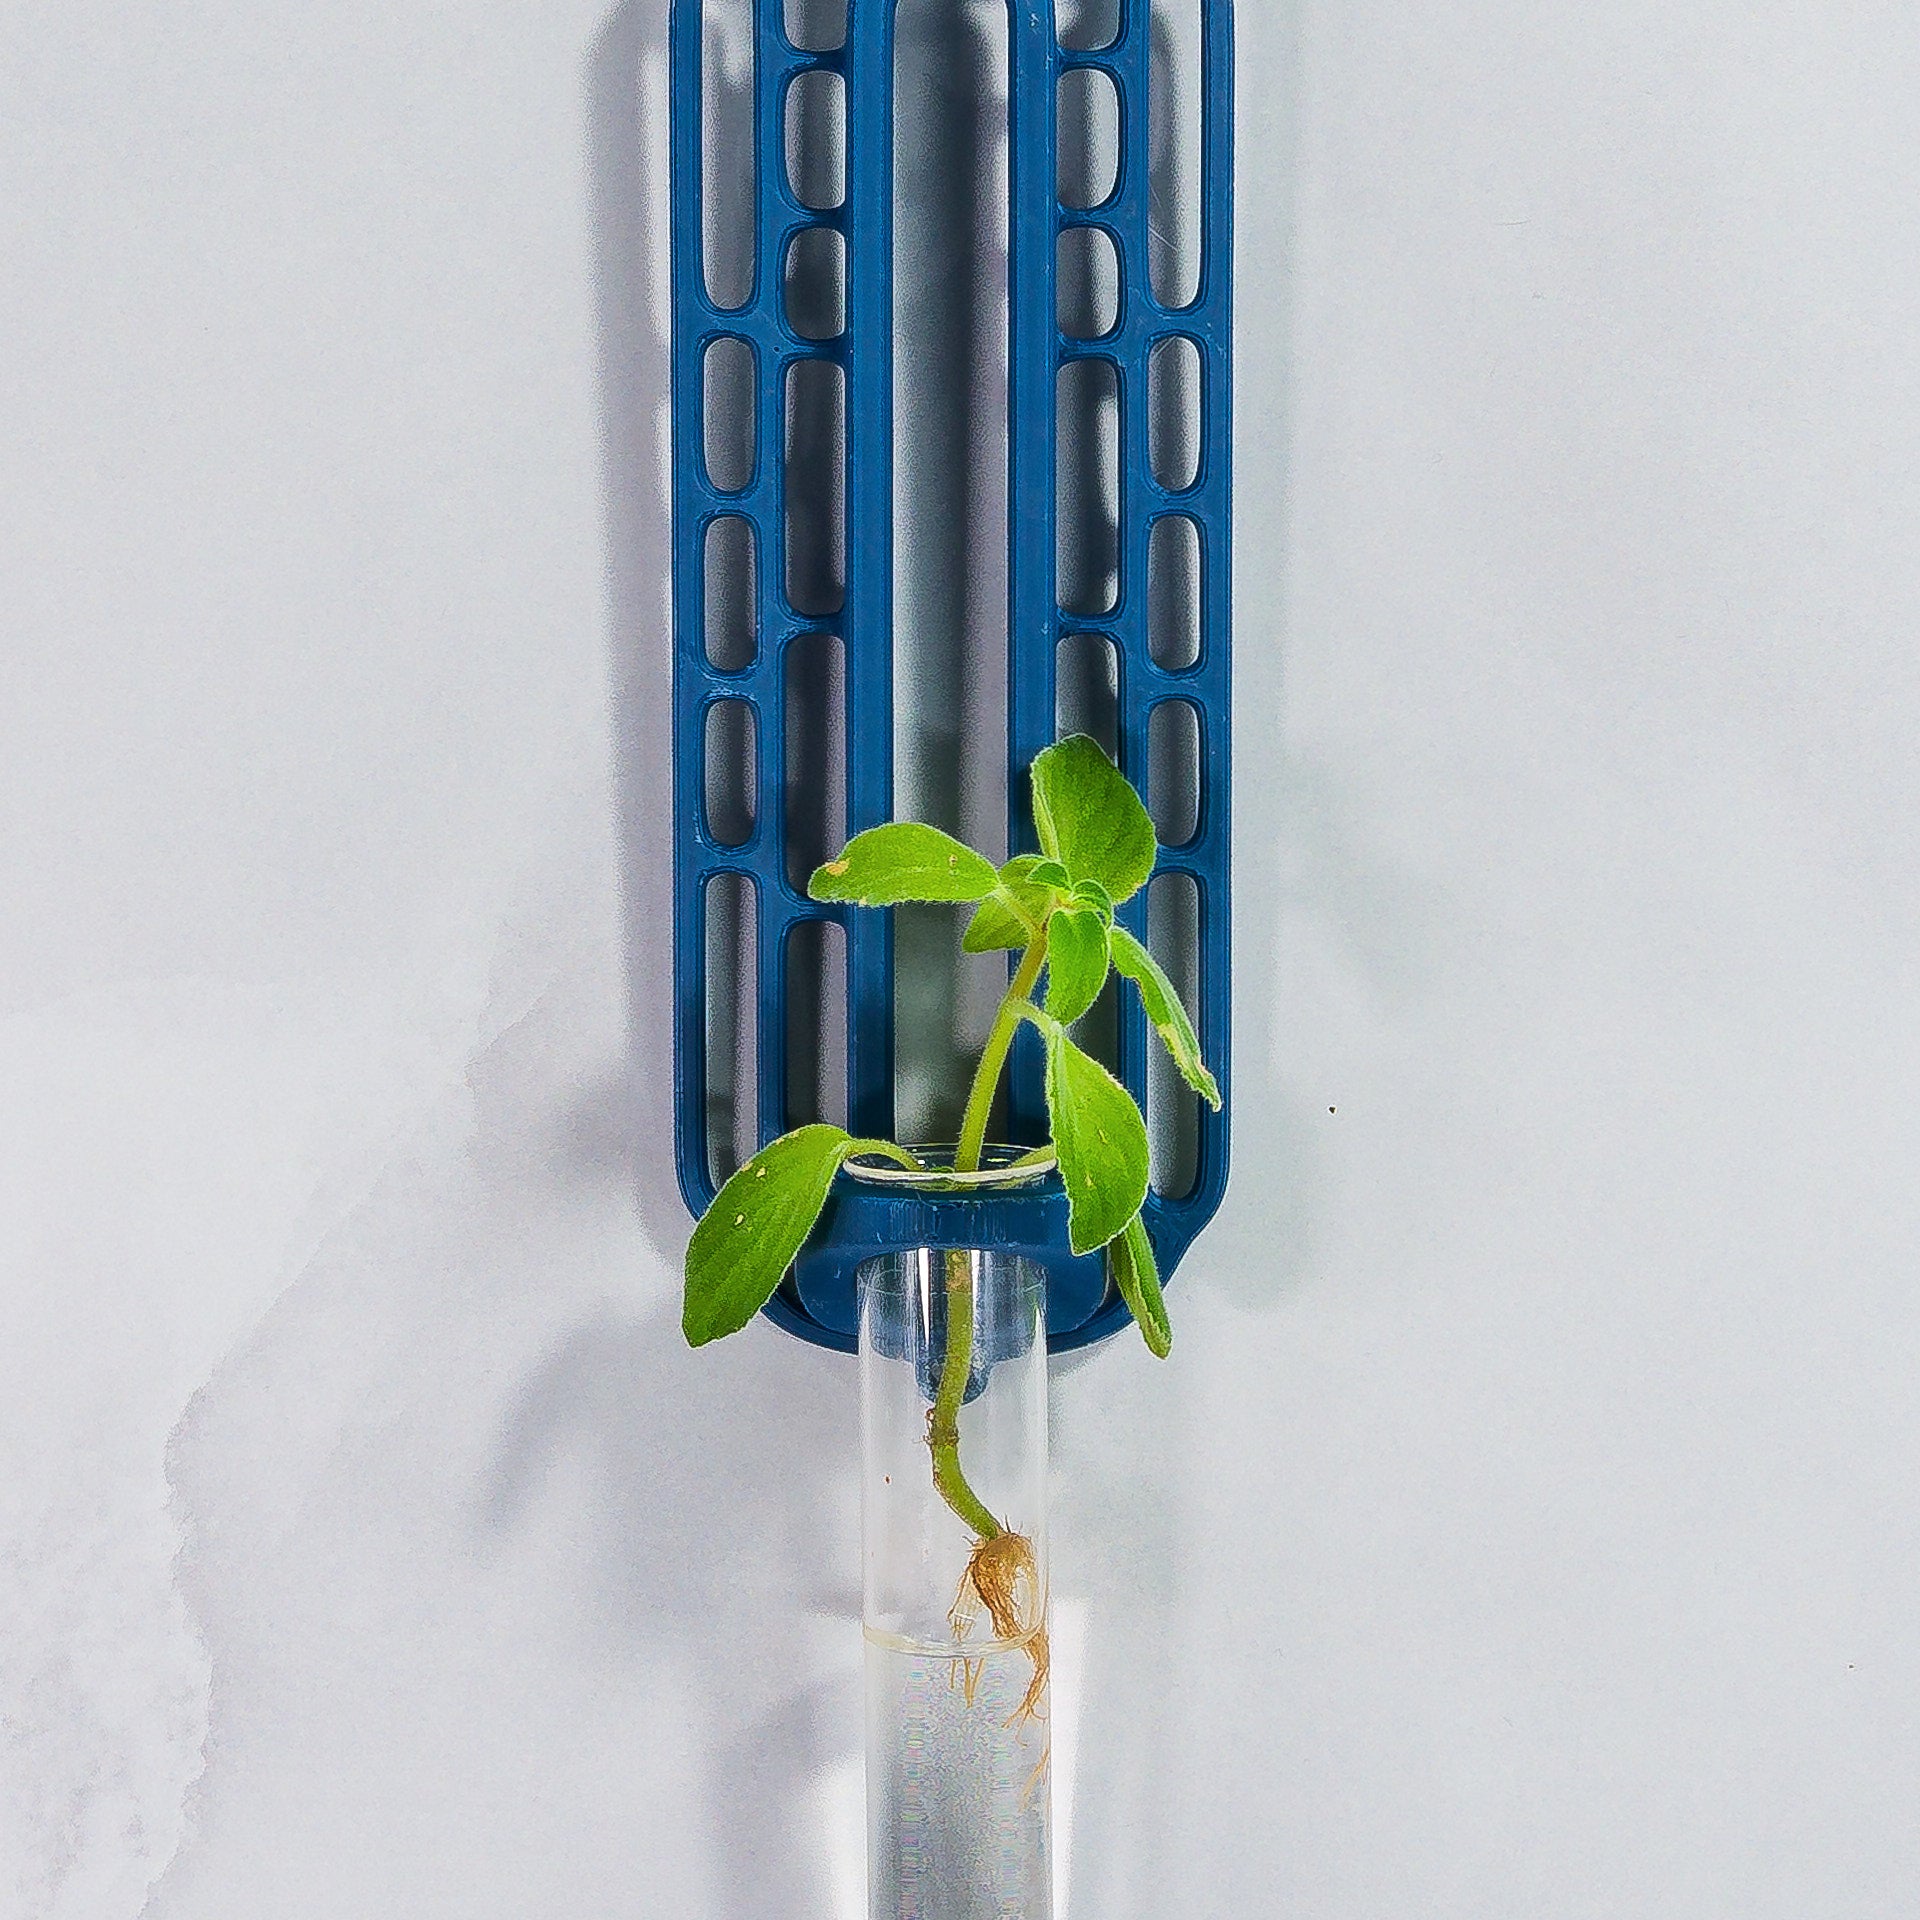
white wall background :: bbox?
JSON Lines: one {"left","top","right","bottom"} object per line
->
{"left": 5, "top": 1, "right": 1918, "bottom": 1915}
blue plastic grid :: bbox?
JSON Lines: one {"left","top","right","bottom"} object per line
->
{"left": 670, "top": 0, "right": 1233, "bottom": 1351}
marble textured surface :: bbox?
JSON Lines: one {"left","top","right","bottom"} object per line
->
{"left": 5, "top": 0, "right": 1919, "bottom": 1914}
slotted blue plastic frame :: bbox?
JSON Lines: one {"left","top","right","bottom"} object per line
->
{"left": 670, "top": 0, "right": 1232, "bottom": 1352}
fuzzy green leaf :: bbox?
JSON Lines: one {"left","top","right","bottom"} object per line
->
{"left": 1037, "top": 1017, "right": 1150, "bottom": 1255}
{"left": 1044, "top": 905, "right": 1110, "bottom": 1026}
{"left": 1109, "top": 1212, "right": 1171, "bottom": 1356}
{"left": 1028, "top": 735, "right": 1158, "bottom": 906}
{"left": 1070, "top": 877, "right": 1115, "bottom": 926}
{"left": 1109, "top": 925, "right": 1222, "bottom": 1108}
{"left": 962, "top": 855, "right": 1057, "bottom": 954}
{"left": 961, "top": 896, "right": 1025, "bottom": 954}
{"left": 1025, "top": 859, "right": 1072, "bottom": 893}
{"left": 683, "top": 1125, "right": 856, "bottom": 1345}
{"left": 810, "top": 824, "right": 998, "bottom": 907}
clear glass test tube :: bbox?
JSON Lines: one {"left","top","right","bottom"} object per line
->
{"left": 859, "top": 1244, "right": 1051, "bottom": 1920}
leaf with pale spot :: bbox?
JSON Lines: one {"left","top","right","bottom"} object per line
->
{"left": 1109, "top": 1212, "right": 1171, "bottom": 1356}
{"left": 683, "top": 1125, "right": 857, "bottom": 1345}
{"left": 809, "top": 824, "right": 998, "bottom": 907}
{"left": 1109, "top": 924, "right": 1221, "bottom": 1108}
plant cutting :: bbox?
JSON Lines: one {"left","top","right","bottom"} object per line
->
{"left": 682, "top": 733, "right": 1221, "bottom": 1710}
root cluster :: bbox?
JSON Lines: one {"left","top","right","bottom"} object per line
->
{"left": 949, "top": 1530, "right": 1049, "bottom": 1726}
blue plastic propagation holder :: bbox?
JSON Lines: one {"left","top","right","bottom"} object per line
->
{"left": 670, "top": 0, "right": 1232, "bottom": 1352}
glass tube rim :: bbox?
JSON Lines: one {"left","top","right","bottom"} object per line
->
{"left": 843, "top": 1141, "right": 1057, "bottom": 1193}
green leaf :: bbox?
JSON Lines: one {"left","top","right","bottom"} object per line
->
{"left": 961, "top": 855, "right": 1057, "bottom": 954}
{"left": 1028, "top": 735, "right": 1157, "bottom": 905}
{"left": 1109, "top": 925, "right": 1222, "bottom": 1108}
{"left": 1109, "top": 1212, "right": 1171, "bottom": 1357}
{"left": 1037, "top": 1017, "right": 1150, "bottom": 1255}
{"left": 683, "top": 1125, "right": 856, "bottom": 1345}
{"left": 1044, "top": 905, "right": 1110, "bottom": 1026}
{"left": 961, "top": 895, "right": 1026, "bottom": 954}
{"left": 809, "top": 824, "right": 998, "bottom": 907}
{"left": 1070, "top": 877, "right": 1115, "bottom": 926}
{"left": 1025, "top": 859, "right": 1071, "bottom": 892}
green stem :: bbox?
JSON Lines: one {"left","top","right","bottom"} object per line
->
{"left": 928, "top": 1252, "right": 1000, "bottom": 1541}
{"left": 955, "top": 932, "right": 1048, "bottom": 1178}
{"left": 928, "top": 930, "right": 1050, "bottom": 1543}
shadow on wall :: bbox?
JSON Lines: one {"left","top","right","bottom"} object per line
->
{"left": 483, "top": 1297, "right": 861, "bottom": 1919}
{"left": 576, "top": 6, "right": 870, "bottom": 1916}
{"left": 590, "top": 0, "right": 683, "bottom": 1250}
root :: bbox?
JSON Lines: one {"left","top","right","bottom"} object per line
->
{"left": 949, "top": 1531, "right": 1050, "bottom": 1727}
{"left": 948, "top": 1655, "right": 984, "bottom": 1708}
